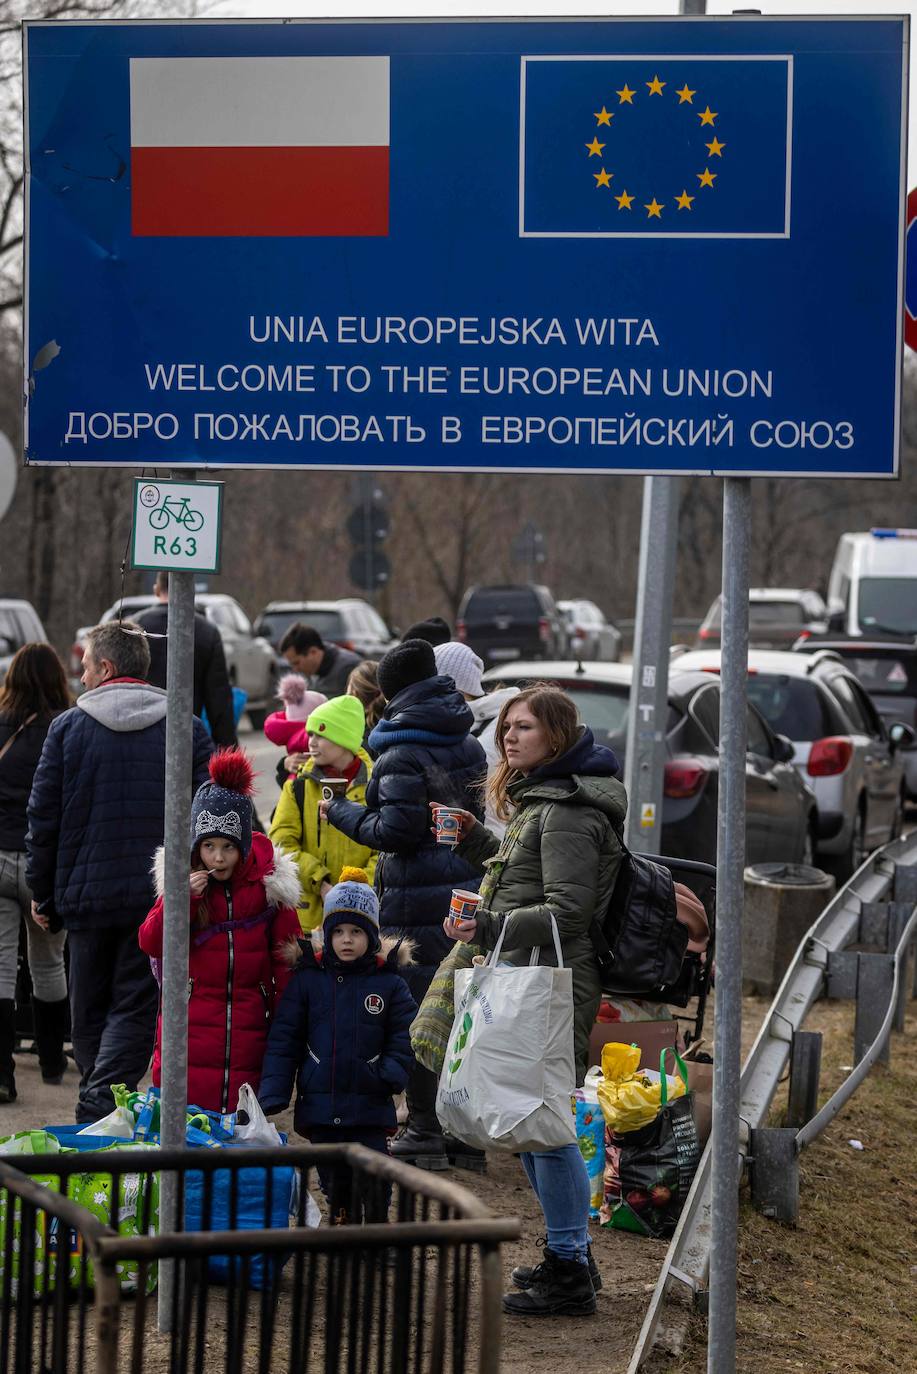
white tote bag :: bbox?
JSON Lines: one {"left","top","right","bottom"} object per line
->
{"left": 436, "top": 915, "right": 577, "bottom": 1153}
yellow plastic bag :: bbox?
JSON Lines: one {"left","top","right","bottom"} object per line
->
{"left": 597, "top": 1043, "right": 686, "bottom": 1134}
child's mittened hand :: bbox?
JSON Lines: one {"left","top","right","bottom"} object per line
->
{"left": 189, "top": 870, "right": 210, "bottom": 897}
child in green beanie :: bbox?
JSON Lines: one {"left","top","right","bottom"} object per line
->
{"left": 269, "top": 696, "right": 377, "bottom": 931}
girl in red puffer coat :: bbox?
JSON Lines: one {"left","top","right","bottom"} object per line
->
{"left": 139, "top": 749, "right": 302, "bottom": 1114}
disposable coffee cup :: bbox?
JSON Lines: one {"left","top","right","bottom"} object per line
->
{"left": 434, "top": 806, "right": 464, "bottom": 847}
{"left": 321, "top": 777, "right": 349, "bottom": 803}
{"left": 450, "top": 889, "right": 482, "bottom": 925}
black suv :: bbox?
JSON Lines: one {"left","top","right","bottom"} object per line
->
{"left": 456, "top": 584, "right": 567, "bottom": 667}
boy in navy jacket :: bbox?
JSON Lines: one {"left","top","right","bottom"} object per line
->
{"left": 259, "top": 867, "right": 416, "bottom": 1223}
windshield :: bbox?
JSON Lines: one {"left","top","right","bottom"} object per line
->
{"left": 749, "top": 601, "right": 806, "bottom": 625}
{"left": 745, "top": 675, "right": 829, "bottom": 741}
{"left": 837, "top": 654, "right": 915, "bottom": 695}
{"left": 256, "top": 610, "right": 343, "bottom": 645}
{"left": 858, "top": 578, "right": 917, "bottom": 634}
{"left": 465, "top": 590, "right": 539, "bottom": 621}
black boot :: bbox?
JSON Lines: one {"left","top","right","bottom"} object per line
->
{"left": 512, "top": 1237, "right": 602, "bottom": 1293}
{"left": 0, "top": 999, "right": 17, "bottom": 1104}
{"left": 443, "top": 1134, "right": 487, "bottom": 1174}
{"left": 31, "top": 997, "right": 70, "bottom": 1084}
{"left": 389, "top": 1062, "right": 448, "bottom": 1170}
{"left": 502, "top": 1247, "right": 596, "bottom": 1317}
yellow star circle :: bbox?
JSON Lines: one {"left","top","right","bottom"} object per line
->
{"left": 594, "top": 168, "right": 613, "bottom": 188}
{"left": 615, "top": 189, "right": 635, "bottom": 210}
{"left": 645, "top": 197, "right": 664, "bottom": 218}
{"left": 585, "top": 136, "right": 605, "bottom": 157}
{"left": 594, "top": 107, "right": 613, "bottom": 126}
{"left": 616, "top": 84, "right": 635, "bottom": 104}
{"left": 646, "top": 75, "right": 665, "bottom": 96}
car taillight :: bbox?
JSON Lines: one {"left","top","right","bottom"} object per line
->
{"left": 807, "top": 737, "right": 854, "bottom": 777}
{"left": 337, "top": 639, "right": 355, "bottom": 652}
{"left": 456, "top": 619, "right": 467, "bottom": 642}
{"left": 698, "top": 626, "right": 717, "bottom": 641}
{"left": 69, "top": 642, "right": 84, "bottom": 675}
{"left": 664, "top": 761, "right": 707, "bottom": 798}
{"left": 538, "top": 617, "right": 550, "bottom": 643}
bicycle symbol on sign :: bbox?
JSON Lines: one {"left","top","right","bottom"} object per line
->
{"left": 148, "top": 495, "right": 204, "bottom": 532}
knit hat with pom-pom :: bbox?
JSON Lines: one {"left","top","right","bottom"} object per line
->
{"left": 190, "top": 748, "right": 255, "bottom": 860}
{"left": 323, "top": 866, "right": 380, "bottom": 951}
{"left": 277, "top": 674, "right": 327, "bottom": 722}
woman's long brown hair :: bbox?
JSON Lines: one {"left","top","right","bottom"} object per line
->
{"left": 347, "top": 660, "right": 385, "bottom": 731}
{"left": 486, "top": 684, "right": 581, "bottom": 822}
{"left": 0, "top": 642, "right": 70, "bottom": 726}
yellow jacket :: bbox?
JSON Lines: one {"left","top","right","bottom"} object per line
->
{"left": 269, "top": 751, "right": 377, "bottom": 932}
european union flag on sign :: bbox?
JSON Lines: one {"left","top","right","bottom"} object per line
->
{"left": 520, "top": 56, "right": 791, "bottom": 238}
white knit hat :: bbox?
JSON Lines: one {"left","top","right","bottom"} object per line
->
{"left": 434, "top": 641, "right": 484, "bottom": 698}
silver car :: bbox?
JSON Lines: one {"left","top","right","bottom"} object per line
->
{"left": 557, "top": 600, "right": 622, "bottom": 661}
{"left": 676, "top": 649, "right": 914, "bottom": 878}
{"left": 71, "top": 593, "right": 275, "bottom": 727}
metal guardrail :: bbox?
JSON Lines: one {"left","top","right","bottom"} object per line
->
{"left": 0, "top": 1142, "right": 518, "bottom": 1374}
{"left": 628, "top": 830, "right": 917, "bottom": 1371}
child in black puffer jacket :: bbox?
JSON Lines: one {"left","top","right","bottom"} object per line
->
{"left": 259, "top": 868, "right": 416, "bottom": 1224}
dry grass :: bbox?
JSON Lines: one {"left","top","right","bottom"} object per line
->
{"left": 649, "top": 999, "right": 917, "bottom": 1374}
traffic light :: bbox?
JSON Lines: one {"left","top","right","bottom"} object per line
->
{"left": 348, "top": 478, "right": 390, "bottom": 592}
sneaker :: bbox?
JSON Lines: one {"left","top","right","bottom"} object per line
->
{"left": 512, "top": 1238, "right": 602, "bottom": 1293}
{"left": 502, "top": 1247, "right": 596, "bottom": 1318}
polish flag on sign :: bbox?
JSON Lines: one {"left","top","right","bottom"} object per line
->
{"left": 130, "top": 56, "right": 390, "bottom": 237}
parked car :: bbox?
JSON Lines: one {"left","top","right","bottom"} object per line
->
{"left": 696, "top": 588, "right": 828, "bottom": 650}
{"left": 0, "top": 599, "right": 48, "bottom": 685}
{"left": 827, "top": 528, "right": 917, "bottom": 636}
{"left": 253, "top": 599, "right": 397, "bottom": 662}
{"left": 70, "top": 594, "right": 275, "bottom": 727}
{"left": 457, "top": 584, "right": 567, "bottom": 667}
{"left": 675, "top": 648, "right": 914, "bottom": 877}
{"left": 557, "top": 599, "right": 622, "bottom": 662}
{"left": 793, "top": 635, "right": 917, "bottom": 799}
{"left": 480, "top": 660, "right": 816, "bottom": 869}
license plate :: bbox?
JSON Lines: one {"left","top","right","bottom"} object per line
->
{"left": 490, "top": 647, "right": 521, "bottom": 660}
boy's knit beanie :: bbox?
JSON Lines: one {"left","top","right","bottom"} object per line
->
{"left": 323, "top": 866, "right": 381, "bottom": 951}
{"left": 377, "top": 638, "right": 437, "bottom": 702}
{"left": 277, "top": 674, "right": 327, "bottom": 722}
{"left": 190, "top": 748, "right": 255, "bottom": 860}
{"left": 434, "top": 641, "right": 484, "bottom": 698}
{"left": 401, "top": 616, "right": 451, "bottom": 647}
{"left": 306, "top": 696, "right": 365, "bottom": 755}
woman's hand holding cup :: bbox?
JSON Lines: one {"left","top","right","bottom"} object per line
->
{"left": 443, "top": 887, "right": 481, "bottom": 943}
{"left": 429, "top": 802, "right": 475, "bottom": 847}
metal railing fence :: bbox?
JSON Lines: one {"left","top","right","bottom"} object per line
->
{"left": 0, "top": 1142, "right": 518, "bottom": 1374}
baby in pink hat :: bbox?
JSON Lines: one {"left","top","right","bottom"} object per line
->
{"left": 263, "top": 674, "right": 327, "bottom": 777}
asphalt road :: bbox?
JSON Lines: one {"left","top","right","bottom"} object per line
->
{"left": 237, "top": 717, "right": 284, "bottom": 824}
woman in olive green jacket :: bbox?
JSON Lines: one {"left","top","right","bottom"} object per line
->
{"left": 443, "top": 684, "right": 625, "bottom": 1319}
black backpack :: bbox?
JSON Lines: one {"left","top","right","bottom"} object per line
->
{"left": 589, "top": 831, "right": 689, "bottom": 1002}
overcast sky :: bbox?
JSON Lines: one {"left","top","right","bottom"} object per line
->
{"left": 211, "top": 2, "right": 917, "bottom": 187}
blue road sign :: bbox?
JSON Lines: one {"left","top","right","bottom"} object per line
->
{"left": 23, "top": 16, "right": 907, "bottom": 477}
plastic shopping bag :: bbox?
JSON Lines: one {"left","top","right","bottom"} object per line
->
{"left": 597, "top": 1042, "right": 686, "bottom": 1135}
{"left": 436, "top": 916, "right": 577, "bottom": 1154}
{"left": 573, "top": 1074, "right": 606, "bottom": 1219}
{"left": 234, "top": 1084, "right": 284, "bottom": 1147}
{"left": 600, "top": 1050, "right": 700, "bottom": 1238}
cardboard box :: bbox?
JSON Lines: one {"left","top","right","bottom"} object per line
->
{"left": 588, "top": 1019, "right": 679, "bottom": 1075}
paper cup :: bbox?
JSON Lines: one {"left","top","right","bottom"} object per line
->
{"left": 320, "top": 777, "right": 349, "bottom": 803}
{"left": 434, "top": 806, "right": 464, "bottom": 847}
{"left": 450, "top": 889, "right": 482, "bottom": 924}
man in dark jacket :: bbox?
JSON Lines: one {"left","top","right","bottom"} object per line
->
{"left": 135, "top": 572, "right": 237, "bottom": 747}
{"left": 26, "top": 620, "right": 212, "bottom": 1122}
{"left": 278, "top": 623, "right": 361, "bottom": 698}
{"left": 322, "top": 638, "right": 486, "bottom": 1163}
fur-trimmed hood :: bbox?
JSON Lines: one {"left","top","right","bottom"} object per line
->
{"left": 151, "top": 833, "right": 302, "bottom": 910}
{"left": 280, "top": 930, "right": 416, "bottom": 972}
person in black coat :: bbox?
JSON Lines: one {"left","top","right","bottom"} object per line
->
{"left": 259, "top": 869, "right": 416, "bottom": 1223}
{"left": 0, "top": 643, "right": 72, "bottom": 1102}
{"left": 26, "top": 620, "right": 212, "bottom": 1123}
{"left": 135, "top": 572, "right": 237, "bottom": 748}
{"left": 320, "top": 639, "right": 486, "bottom": 1163}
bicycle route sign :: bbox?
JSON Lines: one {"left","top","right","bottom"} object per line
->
{"left": 23, "top": 15, "right": 907, "bottom": 478}
{"left": 131, "top": 478, "right": 223, "bottom": 574}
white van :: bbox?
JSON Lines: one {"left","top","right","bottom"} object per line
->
{"left": 827, "top": 529, "right": 917, "bottom": 635}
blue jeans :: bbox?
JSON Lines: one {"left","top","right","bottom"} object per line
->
{"left": 519, "top": 1143, "right": 591, "bottom": 1264}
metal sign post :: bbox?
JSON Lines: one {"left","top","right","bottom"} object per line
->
{"left": 624, "top": 476, "right": 680, "bottom": 851}
{"left": 708, "top": 477, "right": 751, "bottom": 1373}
